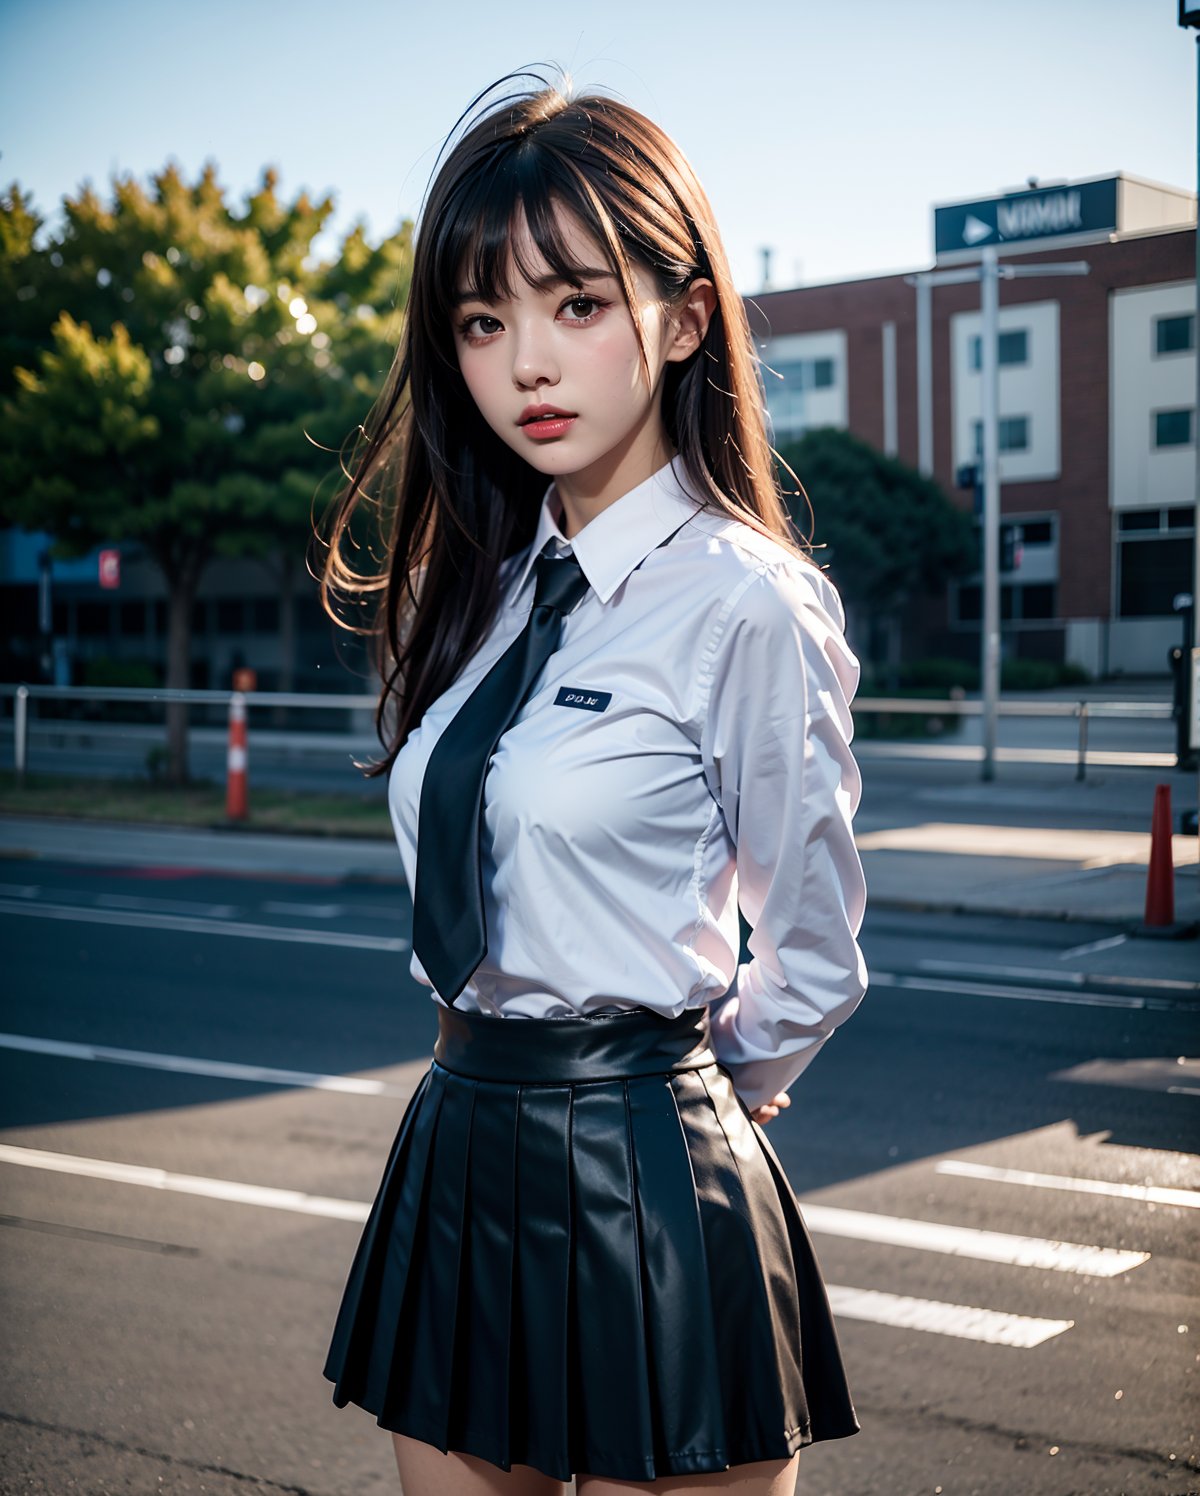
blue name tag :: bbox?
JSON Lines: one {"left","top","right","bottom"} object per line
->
{"left": 554, "top": 687, "right": 611, "bottom": 713}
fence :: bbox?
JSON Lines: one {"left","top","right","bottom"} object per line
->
{"left": 0, "top": 683, "right": 1177, "bottom": 786}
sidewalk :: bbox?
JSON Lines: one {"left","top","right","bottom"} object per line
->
{"left": 2, "top": 808, "right": 1195, "bottom": 936}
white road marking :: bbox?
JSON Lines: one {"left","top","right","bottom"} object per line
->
{"left": 824, "top": 1285, "right": 1074, "bottom": 1346}
{"left": 802, "top": 1204, "right": 1148, "bottom": 1276}
{"left": 0, "top": 896, "right": 409, "bottom": 951}
{"left": 260, "top": 902, "right": 347, "bottom": 919}
{"left": 0, "top": 1145, "right": 1080, "bottom": 1346}
{"left": 869, "top": 969, "right": 1148, "bottom": 1009}
{"left": 0, "top": 1032, "right": 410, "bottom": 1096}
{"left": 1058, "top": 934, "right": 1129, "bottom": 960}
{"left": 94, "top": 893, "right": 238, "bottom": 917}
{"left": 0, "top": 1144, "right": 372, "bottom": 1222}
{"left": 937, "top": 1160, "right": 1200, "bottom": 1210}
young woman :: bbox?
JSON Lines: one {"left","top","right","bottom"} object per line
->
{"left": 318, "top": 70, "right": 869, "bottom": 1496}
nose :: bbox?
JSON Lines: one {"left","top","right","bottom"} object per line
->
{"left": 510, "top": 316, "right": 560, "bottom": 390}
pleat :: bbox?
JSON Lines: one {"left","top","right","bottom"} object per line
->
{"left": 625, "top": 1072, "right": 727, "bottom": 1469}
{"left": 671, "top": 1067, "right": 802, "bottom": 1460}
{"left": 450, "top": 1078, "right": 520, "bottom": 1468}
{"left": 323, "top": 1063, "right": 437, "bottom": 1410}
{"left": 568, "top": 1079, "right": 655, "bottom": 1476}
{"left": 382, "top": 1068, "right": 475, "bottom": 1444}
{"left": 753, "top": 1118, "right": 862, "bottom": 1441}
{"left": 513, "top": 1084, "right": 572, "bottom": 1477}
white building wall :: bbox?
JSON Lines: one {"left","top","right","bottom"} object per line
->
{"left": 757, "top": 330, "right": 848, "bottom": 442}
{"left": 950, "top": 300, "right": 1061, "bottom": 482}
{"left": 1109, "top": 279, "right": 1196, "bottom": 512}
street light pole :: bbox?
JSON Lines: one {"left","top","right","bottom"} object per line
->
{"left": 980, "top": 246, "right": 1001, "bottom": 779}
{"left": 907, "top": 257, "right": 1088, "bottom": 780}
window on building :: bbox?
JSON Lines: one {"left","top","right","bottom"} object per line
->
{"left": 1117, "top": 537, "right": 1192, "bottom": 617}
{"left": 216, "top": 597, "right": 245, "bottom": 634}
{"left": 972, "top": 415, "right": 1030, "bottom": 455}
{"left": 1167, "top": 506, "right": 1196, "bottom": 531}
{"left": 770, "top": 357, "right": 836, "bottom": 391}
{"left": 1118, "top": 509, "right": 1161, "bottom": 532}
{"left": 251, "top": 596, "right": 280, "bottom": 633}
{"left": 119, "top": 600, "right": 146, "bottom": 636}
{"left": 969, "top": 329, "right": 1029, "bottom": 370}
{"left": 1154, "top": 314, "right": 1195, "bottom": 355}
{"left": 1020, "top": 584, "right": 1056, "bottom": 619}
{"left": 77, "top": 601, "right": 111, "bottom": 638}
{"left": 1154, "top": 408, "right": 1193, "bottom": 448}
{"left": 1020, "top": 518, "right": 1054, "bottom": 545}
{"left": 953, "top": 581, "right": 1056, "bottom": 624}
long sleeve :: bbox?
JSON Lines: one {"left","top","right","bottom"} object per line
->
{"left": 700, "top": 559, "right": 868, "bottom": 1112}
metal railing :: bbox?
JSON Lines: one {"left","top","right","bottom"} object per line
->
{"left": 0, "top": 682, "right": 1176, "bottom": 785}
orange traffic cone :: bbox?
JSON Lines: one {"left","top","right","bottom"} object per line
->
{"left": 226, "top": 690, "right": 248, "bottom": 821}
{"left": 1143, "top": 783, "right": 1174, "bottom": 928}
{"left": 1133, "top": 783, "right": 1195, "bottom": 938}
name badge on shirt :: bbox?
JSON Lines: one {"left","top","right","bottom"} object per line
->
{"left": 554, "top": 687, "right": 612, "bottom": 713}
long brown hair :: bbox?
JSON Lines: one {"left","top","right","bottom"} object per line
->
{"left": 314, "top": 69, "right": 815, "bottom": 779}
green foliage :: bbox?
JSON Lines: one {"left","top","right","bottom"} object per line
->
{"left": 860, "top": 655, "right": 1093, "bottom": 693}
{"left": 777, "top": 426, "right": 977, "bottom": 613}
{"left": 0, "top": 161, "right": 412, "bottom": 578}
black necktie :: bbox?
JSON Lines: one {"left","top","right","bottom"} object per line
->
{"left": 411, "top": 546, "right": 593, "bottom": 1006}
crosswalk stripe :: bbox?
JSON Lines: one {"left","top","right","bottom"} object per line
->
{"left": 0, "top": 1144, "right": 1085, "bottom": 1347}
{"left": 0, "top": 1144, "right": 372, "bottom": 1222}
{"left": 0, "top": 897, "right": 410, "bottom": 951}
{"left": 824, "top": 1285, "right": 1074, "bottom": 1346}
{"left": 0, "top": 1032, "right": 409, "bottom": 1096}
{"left": 801, "top": 1203, "right": 1148, "bottom": 1276}
{"left": 937, "top": 1159, "right": 1200, "bottom": 1210}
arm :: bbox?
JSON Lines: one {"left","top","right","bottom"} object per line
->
{"left": 700, "top": 559, "right": 868, "bottom": 1114}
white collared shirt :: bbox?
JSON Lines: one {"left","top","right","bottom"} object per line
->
{"left": 389, "top": 455, "right": 868, "bottom": 1110}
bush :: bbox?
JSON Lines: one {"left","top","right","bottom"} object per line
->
{"left": 81, "top": 657, "right": 161, "bottom": 689}
{"left": 862, "top": 656, "right": 1094, "bottom": 695}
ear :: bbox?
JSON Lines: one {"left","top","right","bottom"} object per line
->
{"left": 664, "top": 277, "right": 717, "bottom": 363}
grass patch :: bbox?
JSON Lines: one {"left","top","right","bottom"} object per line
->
{"left": 0, "top": 771, "right": 393, "bottom": 840}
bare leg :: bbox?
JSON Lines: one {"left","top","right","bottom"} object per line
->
{"left": 577, "top": 1452, "right": 799, "bottom": 1496}
{"left": 392, "top": 1432, "right": 570, "bottom": 1496}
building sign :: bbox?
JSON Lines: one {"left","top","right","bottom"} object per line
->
{"left": 99, "top": 548, "right": 121, "bottom": 589}
{"left": 935, "top": 178, "right": 1118, "bottom": 256}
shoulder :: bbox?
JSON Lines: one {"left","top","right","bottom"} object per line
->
{"left": 683, "top": 508, "right": 847, "bottom": 636}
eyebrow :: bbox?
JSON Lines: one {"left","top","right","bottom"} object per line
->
{"left": 452, "top": 268, "right": 616, "bottom": 308}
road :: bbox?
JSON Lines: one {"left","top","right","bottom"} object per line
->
{"left": 0, "top": 863, "right": 1196, "bottom": 1495}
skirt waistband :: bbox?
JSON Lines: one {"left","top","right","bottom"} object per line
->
{"left": 432, "top": 1002, "right": 717, "bottom": 1084}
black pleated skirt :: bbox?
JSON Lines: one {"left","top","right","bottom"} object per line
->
{"left": 322, "top": 1002, "right": 860, "bottom": 1483}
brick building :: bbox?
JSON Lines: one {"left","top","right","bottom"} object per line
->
{"left": 745, "top": 173, "right": 1197, "bottom": 678}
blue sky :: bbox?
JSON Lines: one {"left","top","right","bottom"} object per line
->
{"left": 0, "top": 0, "right": 1192, "bottom": 295}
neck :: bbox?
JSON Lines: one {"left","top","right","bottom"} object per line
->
{"left": 552, "top": 416, "right": 677, "bottom": 541}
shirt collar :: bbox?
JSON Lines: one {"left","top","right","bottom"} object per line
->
{"left": 507, "top": 454, "right": 707, "bottom": 608}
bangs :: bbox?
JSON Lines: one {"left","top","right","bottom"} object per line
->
{"left": 427, "top": 143, "right": 635, "bottom": 323}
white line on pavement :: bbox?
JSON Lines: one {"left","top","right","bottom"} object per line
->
{"left": 0, "top": 896, "right": 409, "bottom": 951}
{"left": 0, "top": 1144, "right": 372, "bottom": 1222}
{"left": 1058, "top": 934, "right": 1129, "bottom": 960}
{"left": 802, "top": 1204, "right": 1148, "bottom": 1276}
{"left": 824, "top": 1285, "right": 1074, "bottom": 1347}
{"left": 0, "top": 1144, "right": 1078, "bottom": 1347}
{"left": 936, "top": 1159, "right": 1200, "bottom": 1210}
{"left": 0, "top": 1032, "right": 411, "bottom": 1096}
{"left": 869, "top": 970, "right": 1148, "bottom": 1010}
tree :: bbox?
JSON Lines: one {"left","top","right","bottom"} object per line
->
{"left": 777, "top": 426, "right": 976, "bottom": 685}
{"left": 0, "top": 163, "right": 410, "bottom": 782}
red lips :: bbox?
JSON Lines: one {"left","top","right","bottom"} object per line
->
{"left": 519, "top": 403, "right": 577, "bottom": 426}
